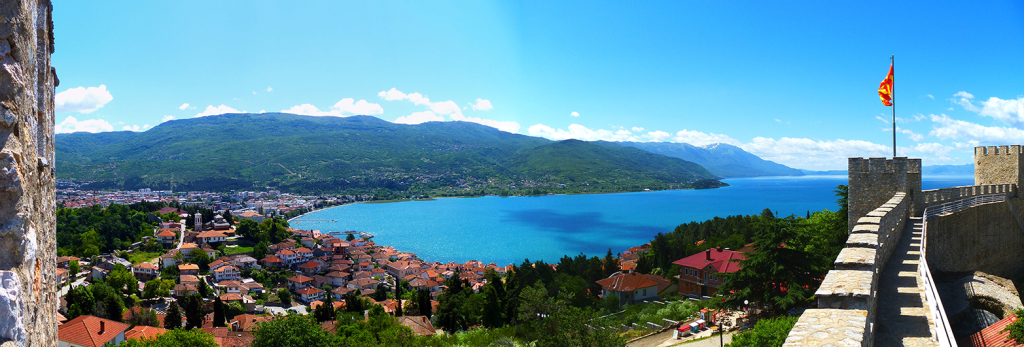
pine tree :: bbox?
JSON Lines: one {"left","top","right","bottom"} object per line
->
{"left": 165, "top": 301, "right": 182, "bottom": 329}
{"left": 394, "top": 281, "right": 404, "bottom": 316}
{"left": 183, "top": 294, "right": 205, "bottom": 329}
{"left": 213, "top": 297, "right": 226, "bottom": 327}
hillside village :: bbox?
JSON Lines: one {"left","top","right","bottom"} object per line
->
{"left": 56, "top": 192, "right": 742, "bottom": 346}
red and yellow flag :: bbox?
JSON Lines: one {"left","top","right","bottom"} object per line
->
{"left": 878, "top": 64, "right": 893, "bottom": 106}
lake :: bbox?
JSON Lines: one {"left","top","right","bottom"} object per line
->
{"left": 292, "top": 175, "right": 974, "bottom": 266}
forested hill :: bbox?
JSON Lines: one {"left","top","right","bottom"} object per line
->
{"left": 55, "top": 113, "right": 721, "bottom": 195}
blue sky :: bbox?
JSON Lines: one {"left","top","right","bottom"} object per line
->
{"left": 52, "top": 1, "right": 1024, "bottom": 170}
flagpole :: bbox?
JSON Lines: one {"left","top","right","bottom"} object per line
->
{"left": 891, "top": 55, "right": 896, "bottom": 158}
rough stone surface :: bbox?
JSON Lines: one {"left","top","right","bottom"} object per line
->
{"left": 782, "top": 309, "right": 870, "bottom": 347}
{"left": 0, "top": 0, "right": 57, "bottom": 346}
{"left": 0, "top": 272, "right": 24, "bottom": 345}
{"left": 848, "top": 157, "right": 922, "bottom": 232}
{"left": 846, "top": 233, "right": 879, "bottom": 249}
{"left": 926, "top": 199, "right": 1024, "bottom": 280}
{"left": 939, "top": 271, "right": 1024, "bottom": 339}
{"left": 834, "top": 247, "right": 877, "bottom": 271}
{"left": 816, "top": 270, "right": 875, "bottom": 310}
{"left": 975, "top": 145, "right": 1024, "bottom": 188}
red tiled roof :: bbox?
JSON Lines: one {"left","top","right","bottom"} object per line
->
{"left": 295, "top": 247, "right": 312, "bottom": 253}
{"left": 230, "top": 314, "right": 273, "bottom": 332}
{"left": 133, "top": 262, "right": 158, "bottom": 270}
{"left": 671, "top": 248, "right": 746, "bottom": 274}
{"left": 58, "top": 315, "right": 132, "bottom": 347}
{"left": 287, "top": 274, "right": 313, "bottom": 283}
{"left": 596, "top": 272, "right": 661, "bottom": 292}
{"left": 960, "top": 314, "right": 1021, "bottom": 347}
{"left": 124, "top": 325, "right": 167, "bottom": 341}
{"left": 296, "top": 287, "right": 324, "bottom": 295}
{"left": 299, "top": 261, "right": 321, "bottom": 269}
{"left": 156, "top": 229, "right": 176, "bottom": 237}
{"left": 178, "top": 263, "right": 199, "bottom": 271}
{"left": 221, "top": 293, "right": 244, "bottom": 301}
{"left": 261, "top": 255, "right": 283, "bottom": 263}
{"left": 398, "top": 316, "right": 436, "bottom": 336}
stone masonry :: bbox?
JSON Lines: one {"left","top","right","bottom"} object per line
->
{"left": 975, "top": 145, "right": 1024, "bottom": 188}
{"left": 0, "top": 0, "right": 58, "bottom": 346}
{"left": 847, "top": 157, "right": 922, "bottom": 233}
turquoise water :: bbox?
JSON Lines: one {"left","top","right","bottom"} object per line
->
{"left": 293, "top": 175, "right": 973, "bottom": 266}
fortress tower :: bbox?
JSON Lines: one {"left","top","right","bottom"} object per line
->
{"left": 847, "top": 157, "right": 922, "bottom": 231}
{"left": 974, "top": 145, "right": 1024, "bottom": 187}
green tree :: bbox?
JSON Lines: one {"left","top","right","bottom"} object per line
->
{"left": 236, "top": 219, "right": 259, "bottom": 240}
{"left": 125, "top": 306, "right": 160, "bottom": 327}
{"left": 107, "top": 264, "right": 139, "bottom": 296}
{"left": 104, "top": 295, "right": 125, "bottom": 322}
{"left": 373, "top": 283, "right": 388, "bottom": 301}
{"left": 198, "top": 277, "right": 211, "bottom": 297}
{"left": 164, "top": 301, "right": 182, "bottom": 329}
{"left": 159, "top": 264, "right": 178, "bottom": 281}
{"left": 222, "top": 211, "right": 235, "bottom": 225}
{"left": 253, "top": 240, "right": 269, "bottom": 260}
{"left": 719, "top": 217, "right": 823, "bottom": 314}
{"left": 345, "top": 233, "right": 355, "bottom": 242}
{"left": 727, "top": 316, "right": 798, "bottom": 347}
{"left": 415, "top": 288, "right": 432, "bottom": 318}
{"left": 68, "top": 260, "right": 80, "bottom": 278}
{"left": 394, "top": 281, "right": 404, "bottom": 316}
{"left": 142, "top": 279, "right": 173, "bottom": 299}
{"left": 118, "top": 328, "right": 218, "bottom": 347}
{"left": 435, "top": 273, "right": 469, "bottom": 332}
{"left": 213, "top": 297, "right": 226, "bottom": 327}
{"left": 278, "top": 288, "right": 292, "bottom": 307}
{"left": 66, "top": 285, "right": 95, "bottom": 319}
{"left": 481, "top": 270, "right": 505, "bottom": 328}
{"left": 602, "top": 248, "right": 618, "bottom": 277}
{"left": 182, "top": 294, "right": 205, "bottom": 329}
{"left": 1003, "top": 308, "right": 1024, "bottom": 344}
{"left": 313, "top": 294, "right": 336, "bottom": 323}
{"left": 191, "top": 252, "right": 213, "bottom": 273}
{"left": 345, "top": 289, "right": 364, "bottom": 313}
{"left": 251, "top": 314, "right": 339, "bottom": 347}
{"left": 226, "top": 302, "right": 246, "bottom": 320}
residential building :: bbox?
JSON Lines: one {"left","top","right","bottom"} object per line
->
{"left": 212, "top": 265, "right": 240, "bottom": 282}
{"left": 156, "top": 228, "right": 177, "bottom": 245}
{"left": 397, "top": 316, "right": 436, "bottom": 336}
{"left": 596, "top": 272, "right": 661, "bottom": 306}
{"left": 672, "top": 246, "right": 746, "bottom": 298}
{"left": 58, "top": 315, "right": 131, "bottom": 347}
{"left": 287, "top": 274, "right": 314, "bottom": 291}
{"left": 178, "top": 263, "right": 199, "bottom": 276}
{"left": 296, "top": 287, "right": 325, "bottom": 303}
{"left": 131, "top": 262, "right": 158, "bottom": 281}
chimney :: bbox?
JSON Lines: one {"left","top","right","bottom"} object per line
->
{"left": 99, "top": 320, "right": 105, "bottom": 335}
{"left": 716, "top": 246, "right": 723, "bottom": 252}
{"left": 705, "top": 249, "right": 711, "bottom": 260}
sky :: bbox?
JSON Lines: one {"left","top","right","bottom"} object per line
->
{"left": 52, "top": 1, "right": 1024, "bottom": 170}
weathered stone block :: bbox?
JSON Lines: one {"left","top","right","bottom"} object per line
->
{"left": 816, "top": 270, "right": 875, "bottom": 310}
{"left": 835, "top": 248, "right": 876, "bottom": 271}
{"left": 783, "top": 309, "right": 869, "bottom": 347}
{"left": 851, "top": 224, "right": 880, "bottom": 234}
{"left": 846, "top": 233, "right": 879, "bottom": 249}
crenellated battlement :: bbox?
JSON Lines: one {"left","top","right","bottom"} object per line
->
{"left": 975, "top": 145, "right": 1024, "bottom": 188}
{"left": 975, "top": 145, "right": 1024, "bottom": 156}
{"left": 847, "top": 157, "right": 923, "bottom": 231}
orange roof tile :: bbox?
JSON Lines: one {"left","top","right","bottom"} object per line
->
{"left": 124, "top": 325, "right": 167, "bottom": 341}
{"left": 58, "top": 315, "right": 132, "bottom": 347}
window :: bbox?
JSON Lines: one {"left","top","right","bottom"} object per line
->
{"left": 643, "top": 288, "right": 647, "bottom": 296}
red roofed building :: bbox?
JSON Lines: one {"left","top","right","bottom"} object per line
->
{"left": 397, "top": 316, "right": 437, "bottom": 336}
{"left": 156, "top": 228, "right": 177, "bottom": 245}
{"left": 296, "top": 287, "right": 326, "bottom": 303}
{"left": 672, "top": 246, "right": 746, "bottom": 298}
{"left": 124, "top": 325, "right": 167, "bottom": 341}
{"left": 58, "top": 315, "right": 131, "bottom": 347}
{"left": 960, "top": 314, "right": 1022, "bottom": 347}
{"left": 596, "top": 272, "right": 662, "bottom": 306}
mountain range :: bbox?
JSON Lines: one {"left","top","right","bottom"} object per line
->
{"left": 616, "top": 142, "right": 805, "bottom": 178}
{"left": 55, "top": 113, "right": 725, "bottom": 195}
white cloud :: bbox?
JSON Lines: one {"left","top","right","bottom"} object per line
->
{"left": 283, "top": 99, "right": 384, "bottom": 117}
{"left": 266, "top": 87, "right": 273, "bottom": 92}
{"left": 429, "top": 100, "right": 463, "bottom": 117}
{"left": 571, "top": 111, "right": 580, "bottom": 117}
{"left": 332, "top": 98, "right": 384, "bottom": 115}
{"left": 378, "top": 88, "right": 407, "bottom": 101}
{"left": 394, "top": 111, "right": 445, "bottom": 125}
{"left": 645, "top": 130, "right": 671, "bottom": 142}
{"left": 884, "top": 126, "right": 924, "bottom": 142}
{"left": 929, "top": 113, "right": 1024, "bottom": 144}
{"left": 55, "top": 85, "right": 113, "bottom": 113}
{"left": 122, "top": 125, "right": 141, "bottom": 132}
{"left": 471, "top": 99, "right": 493, "bottom": 111}
{"left": 196, "top": 105, "right": 241, "bottom": 117}
{"left": 954, "top": 91, "right": 1024, "bottom": 127}
{"left": 144, "top": 124, "right": 151, "bottom": 129}
{"left": 927, "top": 94, "right": 935, "bottom": 99}
{"left": 55, "top": 116, "right": 113, "bottom": 133}
{"left": 672, "top": 129, "right": 742, "bottom": 146}
{"left": 741, "top": 137, "right": 891, "bottom": 169}
{"left": 910, "top": 142, "right": 953, "bottom": 157}
{"left": 178, "top": 103, "right": 189, "bottom": 110}
{"left": 449, "top": 113, "right": 521, "bottom": 133}
{"left": 774, "top": 118, "right": 782, "bottom": 123}
{"left": 162, "top": 115, "right": 175, "bottom": 122}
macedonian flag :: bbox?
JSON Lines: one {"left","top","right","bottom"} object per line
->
{"left": 878, "top": 64, "right": 893, "bottom": 106}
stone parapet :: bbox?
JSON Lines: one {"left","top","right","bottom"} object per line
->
{"left": 834, "top": 248, "right": 876, "bottom": 271}
{"left": 816, "top": 270, "right": 875, "bottom": 311}
{"left": 975, "top": 145, "right": 1024, "bottom": 189}
{"left": 848, "top": 157, "right": 921, "bottom": 231}
{"left": 921, "top": 184, "right": 1016, "bottom": 211}
{"left": 782, "top": 309, "right": 870, "bottom": 347}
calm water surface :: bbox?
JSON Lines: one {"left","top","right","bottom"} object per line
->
{"left": 293, "top": 175, "right": 972, "bottom": 265}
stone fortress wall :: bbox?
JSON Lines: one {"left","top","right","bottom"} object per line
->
{"left": 847, "top": 157, "right": 922, "bottom": 233}
{"left": 785, "top": 147, "right": 1024, "bottom": 346}
{"left": 0, "top": 0, "right": 58, "bottom": 346}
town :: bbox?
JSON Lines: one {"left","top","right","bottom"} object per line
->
{"left": 53, "top": 186, "right": 754, "bottom": 347}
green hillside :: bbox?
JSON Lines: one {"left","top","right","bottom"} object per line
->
{"left": 55, "top": 113, "right": 723, "bottom": 196}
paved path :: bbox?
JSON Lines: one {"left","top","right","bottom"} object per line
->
{"left": 873, "top": 217, "right": 939, "bottom": 346}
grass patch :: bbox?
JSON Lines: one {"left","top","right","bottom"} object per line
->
{"left": 127, "top": 251, "right": 162, "bottom": 265}
{"left": 224, "top": 246, "right": 253, "bottom": 255}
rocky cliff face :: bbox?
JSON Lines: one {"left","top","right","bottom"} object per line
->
{"left": 0, "top": 0, "right": 57, "bottom": 346}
